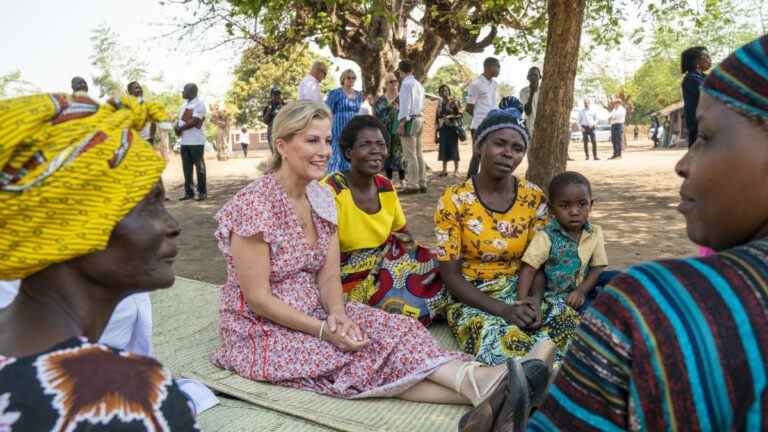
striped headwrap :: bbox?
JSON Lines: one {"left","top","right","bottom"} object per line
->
{"left": 702, "top": 34, "right": 768, "bottom": 119}
{"left": 0, "top": 94, "right": 168, "bottom": 280}
{"left": 475, "top": 99, "right": 530, "bottom": 149}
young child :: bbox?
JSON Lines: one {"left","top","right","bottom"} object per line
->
{"left": 517, "top": 171, "right": 608, "bottom": 314}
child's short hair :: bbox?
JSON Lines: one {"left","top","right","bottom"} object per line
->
{"left": 548, "top": 171, "right": 592, "bottom": 201}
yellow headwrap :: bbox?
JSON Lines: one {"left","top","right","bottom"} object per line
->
{"left": 0, "top": 94, "right": 168, "bottom": 280}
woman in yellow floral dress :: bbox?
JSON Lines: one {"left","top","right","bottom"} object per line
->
{"left": 434, "top": 103, "right": 580, "bottom": 365}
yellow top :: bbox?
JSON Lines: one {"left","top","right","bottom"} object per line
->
{"left": 322, "top": 173, "right": 406, "bottom": 252}
{"left": 434, "top": 177, "right": 547, "bottom": 281}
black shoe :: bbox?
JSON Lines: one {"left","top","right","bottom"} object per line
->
{"left": 593, "top": 156, "right": 600, "bottom": 160}
{"left": 521, "top": 359, "right": 551, "bottom": 408}
{"left": 458, "top": 379, "right": 508, "bottom": 432}
{"left": 419, "top": 186, "right": 428, "bottom": 193}
{"left": 493, "top": 359, "right": 532, "bottom": 431}
{"left": 585, "top": 155, "right": 590, "bottom": 160}
{"left": 179, "top": 195, "right": 194, "bottom": 201}
{"left": 399, "top": 188, "right": 419, "bottom": 195}
{"left": 196, "top": 193, "right": 207, "bottom": 201}
{"left": 567, "top": 157, "right": 574, "bottom": 161}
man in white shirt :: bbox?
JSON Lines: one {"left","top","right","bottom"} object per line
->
{"left": 608, "top": 99, "right": 627, "bottom": 159}
{"left": 466, "top": 57, "right": 500, "bottom": 177}
{"left": 297, "top": 61, "right": 327, "bottom": 102}
{"left": 578, "top": 99, "right": 599, "bottom": 160}
{"left": 519, "top": 66, "right": 541, "bottom": 140}
{"left": 174, "top": 83, "right": 208, "bottom": 201}
{"left": 396, "top": 60, "right": 427, "bottom": 194}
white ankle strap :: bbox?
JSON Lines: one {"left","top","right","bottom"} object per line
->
{"left": 454, "top": 361, "right": 482, "bottom": 398}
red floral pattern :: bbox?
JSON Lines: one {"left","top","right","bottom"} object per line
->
{"left": 213, "top": 174, "right": 469, "bottom": 398}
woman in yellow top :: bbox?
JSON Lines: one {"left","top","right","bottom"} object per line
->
{"left": 324, "top": 115, "right": 447, "bottom": 324}
{"left": 434, "top": 103, "right": 579, "bottom": 366}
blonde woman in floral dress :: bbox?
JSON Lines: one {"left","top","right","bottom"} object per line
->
{"left": 435, "top": 104, "right": 579, "bottom": 366}
{"left": 212, "top": 101, "right": 555, "bottom": 410}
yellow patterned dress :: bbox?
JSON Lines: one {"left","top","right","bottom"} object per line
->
{"left": 434, "top": 177, "right": 580, "bottom": 365}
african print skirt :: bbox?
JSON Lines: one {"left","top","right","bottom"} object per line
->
{"left": 341, "top": 233, "right": 448, "bottom": 325}
{"left": 445, "top": 276, "right": 580, "bottom": 366}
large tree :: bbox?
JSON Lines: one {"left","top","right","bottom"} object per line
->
{"left": 173, "top": 0, "right": 733, "bottom": 188}
{"left": 170, "top": 0, "right": 549, "bottom": 96}
{"left": 526, "top": 0, "right": 586, "bottom": 188}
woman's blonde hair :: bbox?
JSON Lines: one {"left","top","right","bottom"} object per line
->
{"left": 265, "top": 100, "right": 332, "bottom": 173}
{"left": 339, "top": 69, "right": 357, "bottom": 86}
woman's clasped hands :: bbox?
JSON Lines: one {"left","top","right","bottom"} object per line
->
{"left": 322, "top": 312, "right": 370, "bottom": 352}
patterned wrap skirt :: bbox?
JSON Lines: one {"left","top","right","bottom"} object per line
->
{"left": 341, "top": 233, "right": 449, "bottom": 325}
{"left": 445, "top": 276, "right": 580, "bottom": 366}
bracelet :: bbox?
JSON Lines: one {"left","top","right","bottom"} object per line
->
{"left": 318, "top": 321, "right": 326, "bottom": 341}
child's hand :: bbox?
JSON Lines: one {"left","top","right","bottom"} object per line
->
{"left": 566, "top": 291, "right": 586, "bottom": 310}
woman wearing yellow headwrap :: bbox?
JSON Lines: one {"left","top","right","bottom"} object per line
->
{"left": 0, "top": 93, "right": 199, "bottom": 430}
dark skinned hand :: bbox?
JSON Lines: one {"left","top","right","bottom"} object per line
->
{"left": 520, "top": 297, "right": 544, "bottom": 330}
{"left": 500, "top": 301, "right": 538, "bottom": 328}
{"left": 566, "top": 291, "right": 586, "bottom": 310}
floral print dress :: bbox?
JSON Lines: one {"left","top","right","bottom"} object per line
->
{"left": 212, "top": 174, "right": 469, "bottom": 398}
{"left": 434, "top": 177, "right": 580, "bottom": 366}
{"left": 0, "top": 337, "right": 199, "bottom": 431}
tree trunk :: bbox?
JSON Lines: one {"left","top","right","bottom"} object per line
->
{"left": 158, "top": 129, "right": 171, "bottom": 162}
{"left": 216, "top": 128, "right": 229, "bottom": 161}
{"left": 525, "top": 0, "right": 586, "bottom": 191}
{"left": 354, "top": 42, "right": 401, "bottom": 98}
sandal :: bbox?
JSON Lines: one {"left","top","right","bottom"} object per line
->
{"left": 458, "top": 360, "right": 526, "bottom": 432}
{"left": 454, "top": 362, "right": 508, "bottom": 407}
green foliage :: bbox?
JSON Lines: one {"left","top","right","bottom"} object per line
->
{"left": 0, "top": 70, "right": 22, "bottom": 98}
{"left": 226, "top": 43, "right": 332, "bottom": 127}
{"left": 0, "top": 70, "right": 40, "bottom": 98}
{"left": 89, "top": 23, "right": 151, "bottom": 97}
{"left": 579, "top": 0, "right": 761, "bottom": 124}
{"left": 629, "top": 57, "right": 679, "bottom": 121}
{"left": 424, "top": 62, "right": 475, "bottom": 99}
{"left": 648, "top": 0, "right": 758, "bottom": 61}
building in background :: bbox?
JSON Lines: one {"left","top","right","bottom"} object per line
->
{"left": 229, "top": 126, "right": 270, "bottom": 154}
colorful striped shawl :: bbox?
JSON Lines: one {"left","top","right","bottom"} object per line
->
{"left": 529, "top": 239, "right": 768, "bottom": 431}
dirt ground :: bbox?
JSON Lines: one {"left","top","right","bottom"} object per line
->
{"left": 162, "top": 138, "right": 695, "bottom": 285}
